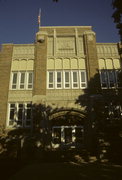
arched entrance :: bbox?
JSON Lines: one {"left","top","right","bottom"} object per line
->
{"left": 49, "top": 108, "right": 86, "bottom": 149}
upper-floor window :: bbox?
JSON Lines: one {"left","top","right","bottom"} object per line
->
{"left": 72, "top": 71, "right": 79, "bottom": 88}
{"left": 56, "top": 71, "right": 62, "bottom": 89}
{"left": 47, "top": 70, "right": 87, "bottom": 89}
{"left": 100, "top": 69, "right": 122, "bottom": 88}
{"left": 64, "top": 71, "right": 70, "bottom": 88}
{"left": 11, "top": 71, "right": 33, "bottom": 90}
{"left": 48, "top": 71, "right": 54, "bottom": 89}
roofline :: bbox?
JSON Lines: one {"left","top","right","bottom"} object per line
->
{"left": 39, "top": 26, "right": 92, "bottom": 29}
{"left": 96, "top": 42, "right": 119, "bottom": 45}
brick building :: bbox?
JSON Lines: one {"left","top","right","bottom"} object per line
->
{"left": 0, "top": 26, "right": 121, "bottom": 149}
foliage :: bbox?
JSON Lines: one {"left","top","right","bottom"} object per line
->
{"left": 76, "top": 71, "right": 122, "bottom": 163}
{"left": 112, "top": 0, "right": 122, "bottom": 41}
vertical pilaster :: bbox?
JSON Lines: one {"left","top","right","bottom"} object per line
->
{"left": 83, "top": 31, "right": 99, "bottom": 81}
{"left": 75, "top": 28, "right": 79, "bottom": 56}
{"left": 33, "top": 31, "right": 48, "bottom": 96}
{"left": 0, "top": 44, "right": 13, "bottom": 126}
{"left": 54, "top": 29, "right": 56, "bottom": 56}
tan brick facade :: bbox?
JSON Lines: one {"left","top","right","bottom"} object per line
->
{"left": 0, "top": 26, "right": 121, "bottom": 129}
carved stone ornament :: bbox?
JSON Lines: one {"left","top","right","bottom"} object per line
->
{"left": 88, "top": 34, "right": 93, "bottom": 41}
{"left": 37, "top": 35, "right": 45, "bottom": 43}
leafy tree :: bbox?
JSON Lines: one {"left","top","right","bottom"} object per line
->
{"left": 112, "top": 0, "right": 122, "bottom": 42}
{"left": 76, "top": 71, "right": 122, "bottom": 162}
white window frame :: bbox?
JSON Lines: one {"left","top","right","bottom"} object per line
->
{"left": 11, "top": 71, "right": 33, "bottom": 90}
{"left": 79, "top": 70, "right": 87, "bottom": 89}
{"left": 64, "top": 71, "right": 71, "bottom": 89}
{"left": 19, "top": 72, "right": 26, "bottom": 89}
{"left": 27, "top": 72, "right": 33, "bottom": 89}
{"left": 47, "top": 71, "right": 55, "bottom": 89}
{"left": 55, "top": 71, "right": 62, "bottom": 89}
{"left": 11, "top": 72, "right": 18, "bottom": 89}
{"left": 71, "top": 71, "right": 79, "bottom": 89}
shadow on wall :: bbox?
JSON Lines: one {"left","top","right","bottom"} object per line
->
{"left": 75, "top": 69, "right": 122, "bottom": 164}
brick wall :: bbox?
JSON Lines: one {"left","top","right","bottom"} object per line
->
{"left": 0, "top": 44, "right": 13, "bottom": 126}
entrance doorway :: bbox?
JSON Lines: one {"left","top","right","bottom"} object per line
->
{"left": 52, "top": 126, "right": 84, "bottom": 148}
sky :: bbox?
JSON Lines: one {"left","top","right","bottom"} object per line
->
{"left": 0, "top": 0, "right": 120, "bottom": 44}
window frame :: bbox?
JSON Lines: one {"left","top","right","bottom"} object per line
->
{"left": 8, "top": 102, "right": 32, "bottom": 128}
{"left": 11, "top": 71, "right": 33, "bottom": 90}
{"left": 79, "top": 70, "right": 87, "bottom": 89}
{"left": 47, "top": 71, "right": 55, "bottom": 89}
{"left": 55, "top": 71, "right": 62, "bottom": 89}
{"left": 100, "top": 69, "right": 122, "bottom": 89}
{"left": 63, "top": 71, "right": 71, "bottom": 89}
{"left": 71, "top": 71, "right": 79, "bottom": 89}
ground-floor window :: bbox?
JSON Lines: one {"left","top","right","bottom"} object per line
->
{"left": 52, "top": 126, "right": 84, "bottom": 148}
{"left": 8, "top": 102, "right": 32, "bottom": 128}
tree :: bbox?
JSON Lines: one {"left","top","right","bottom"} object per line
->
{"left": 76, "top": 71, "right": 122, "bottom": 163}
{"left": 112, "top": 0, "right": 122, "bottom": 42}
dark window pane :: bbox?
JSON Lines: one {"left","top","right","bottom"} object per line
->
{"left": 10, "top": 109, "right": 15, "bottom": 120}
{"left": 49, "top": 72, "right": 53, "bottom": 82}
{"left": 26, "top": 121, "right": 31, "bottom": 126}
{"left": 73, "top": 72, "right": 77, "bottom": 82}
{"left": 18, "top": 109, "right": 23, "bottom": 120}
{"left": 12, "top": 73, "right": 17, "bottom": 84}
{"left": 57, "top": 72, "right": 61, "bottom": 82}
{"left": 75, "top": 128, "right": 83, "bottom": 143}
{"left": 65, "top": 128, "right": 72, "bottom": 144}
{"left": 53, "top": 128, "right": 61, "bottom": 144}
{"left": 26, "top": 109, "right": 31, "bottom": 119}
{"left": 28, "top": 73, "right": 33, "bottom": 83}
{"left": 12, "top": 85, "right": 17, "bottom": 89}
{"left": 81, "top": 72, "right": 85, "bottom": 82}
{"left": 20, "top": 73, "right": 25, "bottom": 83}
{"left": 10, "top": 104, "right": 15, "bottom": 108}
{"left": 65, "top": 72, "right": 69, "bottom": 82}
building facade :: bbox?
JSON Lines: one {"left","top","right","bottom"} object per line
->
{"left": 0, "top": 26, "right": 121, "bottom": 149}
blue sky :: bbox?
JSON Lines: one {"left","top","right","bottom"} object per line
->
{"left": 0, "top": 0, "right": 120, "bottom": 44}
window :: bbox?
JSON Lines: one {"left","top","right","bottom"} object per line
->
{"left": 108, "top": 70, "right": 115, "bottom": 87}
{"left": 100, "top": 69, "right": 122, "bottom": 88}
{"left": 11, "top": 71, "right": 33, "bottom": 90}
{"left": 56, "top": 71, "right": 62, "bottom": 88}
{"left": 100, "top": 70, "right": 108, "bottom": 88}
{"left": 116, "top": 70, "right": 122, "bottom": 88}
{"left": 52, "top": 126, "right": 84, "bottom": 148}
{"left": 48, "top": 71, "right": 54, "bottom": 88}
{"left": 8, "top": 103, "right": 32, "bottom": 127}
{"left": 80, "top": 70, "right": 87, "bottom": 88}
{"left": 47, "top": 70, "right": 87, "bottom": 89}
{"left": 72, "top": 71, "right": 78, "bottom": 88}
{"left": 9, "top": 104, "right": 16, "bottom": 126}
{"left": 19, "top": 72, "right": 25, "bottom": 89}
{"left": 12, "top": 72, "right": 18, "bottom": 89}
{"left": 64, "top": 71, "right": 70, "bottom": 88}
{"left": 27, "top": 72, "right": 33, "bottom": 89}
